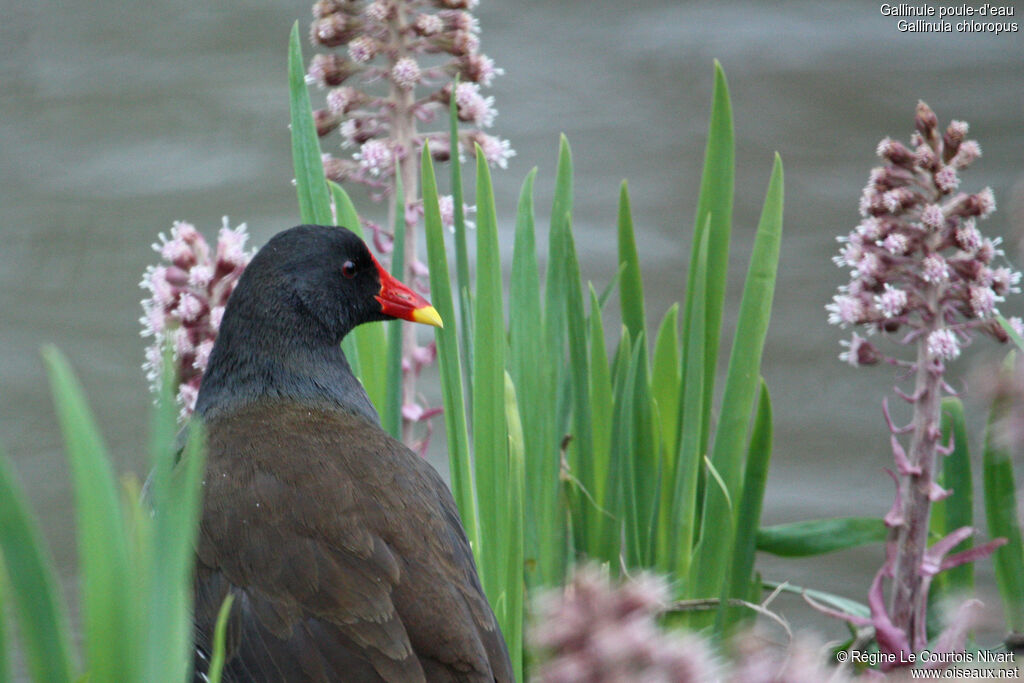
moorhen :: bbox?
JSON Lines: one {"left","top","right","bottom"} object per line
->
{"left": 189, "top": 224, "right": 513, "bottom": 682}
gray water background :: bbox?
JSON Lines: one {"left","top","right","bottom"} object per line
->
{"left": 2, "top": 0, "right": 1023, "bottom": 661}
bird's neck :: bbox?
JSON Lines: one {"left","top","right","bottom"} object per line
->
{"left": 195, "top": 308, "right": 379, "bottom": 424}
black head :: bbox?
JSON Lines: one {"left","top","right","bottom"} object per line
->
{"left": 195, "top": 225, "right": 440, "bottom": 419}
{"left": 224, "top": 224, "right": 439, "bottom": 345}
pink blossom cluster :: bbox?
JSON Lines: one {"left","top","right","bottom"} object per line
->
{"left": 827, "top": 101, "right": 1022, "bottom": 367}
{"left": 140, "top": 218, "right": 255, "bottom": 419}
{"left": 307, "top": 0, "right": 514, "bottom": 195}
{"left": 728, "top": 634, "right": 852, "bottom": 683}
{"left": 530, "top": 566, "right": 860, "bottom": 682}
{"left": 530, "top": 566, "right": 716, "bottom": 683}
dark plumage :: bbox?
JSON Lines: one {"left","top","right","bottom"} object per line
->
{"left": 190, "top": 225, "right": 512, "bottom": 682}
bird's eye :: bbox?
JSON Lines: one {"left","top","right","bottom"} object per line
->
{"left": 341, "top": 260, "right": 357, "bottom": 279}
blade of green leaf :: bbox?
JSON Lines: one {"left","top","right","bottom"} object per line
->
{"left": 42, "top": 346, "right": 133, "bottom": 682}
{"left": 596, "top": 263, "right": 627, "bottom": 312}
{"left": 382, "top": 171, "right": 407, "bottom": 439}
{"left": 329, "top": 180, "right": 361, "bottom": 234}
{"left": 720, "top": 378, "right": 773, "bottom": 632}
{"left": 207, "top": 594, "right": 235, "bottom": 683}
{"left": 631, "top": 335, "right": 660, "bottom": 566}
{"left": 764, "top": 581, "right": 871, "bottom": 621}
{"left": 933, "top": 397, "right": 974, "bottom": 596}
{"left": 509, "top": 168, "right": 564, "bottom": 587}
{"left": 662, "top": 223, "right": 709, "bottom": 579}
{"left": 450, "top": 80, "right": 475, "bottom": 382}
{"left": 617, "top": 180, "right": 645, "bottom": 338}
{"left": 143, "top": 424, "right": 206, "bottom": 683}
{"left": 542, "top": 138, "right": 575, "bottom": 563}
{"left": 329, "top": 181, "right": 364, "bottom": 381}
{"left": 140, "top": 359, "right": 205, "bottom": 683}
{"left": 543, "top": 136, "right": 573, "bottom": 384}
{"left": 588, "top": 284, "right": 613, "bottom": 518}
{"left": 327, "top": 181, "right": 389, "bottom": 411}
{"left": 288, "top": 22, "right": 332, "bottom": 225}
{"left": 471, "top": 145, "right": 508, "bottom": 602}
{"left": 0, "top": 451, "right": 76, "bottom": 683}
{"left": 681, "top": 61, "right": 735, "bottom": 463}
{"left": 612, "top": 341, "right": 643, "bottom": 567}
{"left": 0, "top": 561, "right": 6, "bottom": 683}
{"left": 562, "top": 216, "right": 597, "bottom": 556}
{"left": 703, "top": 456, "right": 732, "bottom": 511}
{"left": 421, "top": 146, "right": 479, "bottom": 555}
{"left": 983, "top": 352, "right": 1024, "bottom": 632}
{"left": 692, "top": 154, "right": 782, "bottom": 611}
{"left": 756, "top": 517, "right": 888, "bottom": 557}
{"left": 597, "top": 329, "right": 632, "bottom": 564}
{"left": 503, "top": 372, "right": 525, "bottom": 683}
{"left": 651, "top": 304, "right": 681, "bottom": 459}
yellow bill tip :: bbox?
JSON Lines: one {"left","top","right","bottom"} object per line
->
{"left": 411, "top": 304, "right": 443, "bottom": 328}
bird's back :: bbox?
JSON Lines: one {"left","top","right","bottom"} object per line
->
{"left": 192, "top": 400, "right": 513, "bottom": 682}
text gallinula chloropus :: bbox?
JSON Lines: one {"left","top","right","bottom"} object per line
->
{"left": 190, "top": 224, "right": 513, "bottom": 682}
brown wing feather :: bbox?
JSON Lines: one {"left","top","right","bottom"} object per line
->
{"left": 193, "top": 400, "right": 513, "bottom": 683}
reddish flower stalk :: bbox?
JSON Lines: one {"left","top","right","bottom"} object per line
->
{"left": 307, "top": 0, "right": 511, "bottom": 445}
{"left": 826, "top": 101, "right": 1019, "bottom": 663}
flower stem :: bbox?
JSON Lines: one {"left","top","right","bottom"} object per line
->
{"left": 389, "top": 1, "right": 421, "bottom": 445}
{"left": 890, "top": 290, "right": 943, "bottom": 650}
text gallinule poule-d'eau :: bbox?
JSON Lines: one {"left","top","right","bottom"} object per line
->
{"left": 190, "top": 224, "right": 513, "bottom": 682}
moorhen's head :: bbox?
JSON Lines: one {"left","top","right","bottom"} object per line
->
{"left": 195, "top": 224, "right": 440, "bottom": 418}
{"left": 223, "top": 224, "right": 441, "bottom": 344}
